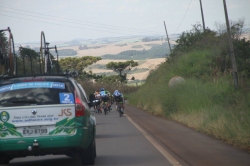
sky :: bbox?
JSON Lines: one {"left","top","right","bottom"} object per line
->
{"left": 1, "top": 0, "right": 250, "bottom": 43}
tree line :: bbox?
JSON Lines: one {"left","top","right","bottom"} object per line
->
{"left": 102, "top": 43, "right": 171, "bottom": 60}
{"left": 168, "top": 20, "right": 250, "bottom": 82}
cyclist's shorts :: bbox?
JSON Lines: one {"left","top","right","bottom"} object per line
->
{"left": 101, "top": 96, "right": 109, "bottom": 102}
{"left": 93, "top": 99, "right": 101, "bottom": 106}
{"left": 114, "top": 95, "right": 123, "bottom": 102}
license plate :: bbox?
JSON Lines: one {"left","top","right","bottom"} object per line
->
{"left": 23, "top": 127, "right": 48, "bottom": 136}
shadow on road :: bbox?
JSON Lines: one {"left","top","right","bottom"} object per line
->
{"left": 9, "top": 156, "right": 80, "bottom": 166}
{"left": 96, "top": 134, "right": 125, "bottom": 139}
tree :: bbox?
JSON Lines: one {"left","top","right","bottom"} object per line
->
{"left": 215, "top": 18, "right": 245, "bottom": 40}
{"left": 17, "top": 46, "right": 40, "bottom": 75}
{"left": 59, "top": 56, "right": 101, "bottom": 76}
{"left": 0, "top": 32, "right": 8, "bottom": 74}
{"left": 106, "top": 60, "right": 138, "bottom": 82}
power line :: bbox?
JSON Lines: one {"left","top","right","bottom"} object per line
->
{"left": 174, "top": 0, "right": 193, "bottom": 34}
{"left": 0, "top": 9, "right": 162, "bottom": 35}
{"left": 0, "top": 13, "right": 164, "bottom": 37}
{"left": 0, "top": 5, "right": 164, "bottom": 35}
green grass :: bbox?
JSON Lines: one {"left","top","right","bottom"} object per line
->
{"left": 127, "top": 49, "right": 250, "bottom": 151}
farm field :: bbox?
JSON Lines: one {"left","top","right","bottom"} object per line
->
{"left": 19, "top": 36, "right": 171, "bottom": 81}
{"left": 85, "top": 58, "right": 166, "bottom": 81}
{"left": 58, "top": 38, "right": 170, "bottom": 81}
{"left": 60, "top": 40, "right": 174, "bottom": 57}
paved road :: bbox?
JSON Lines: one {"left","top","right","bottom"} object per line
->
{"left": 8, "top": 104, "right": 170, "bottom": 166}
{"left": 125, "top": 104, "right": 250, "bottom": 166}
{"left": 8, "top": 103, "right": 250, "bottom": 166}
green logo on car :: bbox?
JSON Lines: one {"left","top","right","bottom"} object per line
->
{"left": 0, "top": 111, "right": 10, "bottom": 122}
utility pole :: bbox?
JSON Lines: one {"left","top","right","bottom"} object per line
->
{"left": 199, "top": 0, "right": 206, "bottom": 32}
{"left": 223, "top": 0, "right": 238, "bottom": 88}
{"left": 163, "top": 21, "right": 172, "bottom": 54}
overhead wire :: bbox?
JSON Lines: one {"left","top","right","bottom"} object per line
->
{"left": 0, "top": 13, "right": 155, "bottom": 36}
{"left": 174, "top": 0, "right": 193, "bottom": 34}
{"left": 0, "top": 5, "right": 164, "bottom": 35}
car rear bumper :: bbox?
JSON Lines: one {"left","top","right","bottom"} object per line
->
{"left": 0, "top": 128, "right": 90, "bottom": 157}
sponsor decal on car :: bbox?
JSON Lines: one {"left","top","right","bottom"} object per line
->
{"left": 0, "top": 111, "right": 23, "bottom": 137}
{"left": 0, "top": 111, "right": 10, "bottom": 122}
{"left": 0, "top": 82, "right": 65, "bottom": 93}
{"left": 0, "top": 117, "right": 76, "bottom": 137}
{"left": 49, "top": 117, "right": 76, "bottom": 135}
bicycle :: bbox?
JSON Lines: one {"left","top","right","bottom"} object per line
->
{"left": 0, "top": 27, "right": 16, "bottom": 76}
{"left": 102, "top": 102, "right": 108, "bottom": 115}
{"left": 96, "top": 104, "right": 101, "bottom": 114}
{"left": 40, "top": 31, "right": 59, "bottom": 74}
{"left": 117, "top": 101, "right": 124, "bottom": 117}
{"left": 93, "top": 100, "right": 101, "bottom": 114}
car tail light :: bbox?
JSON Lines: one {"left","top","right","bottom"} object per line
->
{"left": 75, "top": 89, "right": 85, "bottom": 116}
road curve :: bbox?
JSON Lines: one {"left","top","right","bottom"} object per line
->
{"left": 125, "top": 103, "right": 250, "bottom": 166}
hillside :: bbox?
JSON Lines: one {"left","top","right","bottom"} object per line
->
{"left": 127, "top": 25, "right": 250, "bottom": 151}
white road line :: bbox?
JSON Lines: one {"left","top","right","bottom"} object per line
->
{"left": 126, "top": 115, "right": 182, "bottom": 166}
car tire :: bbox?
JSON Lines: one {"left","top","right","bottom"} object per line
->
{"left": 81, "top": 139, "right": 96, "bottom": 165}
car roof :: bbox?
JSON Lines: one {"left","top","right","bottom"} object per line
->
{"left": 0, "top": 74, "right": 76, "bottom": 84}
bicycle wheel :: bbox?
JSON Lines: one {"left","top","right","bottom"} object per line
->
{"left": 40, "top": 31, "right": 46, "bottom": 74}
{"left": 118, "top": 105, "right": 122, "bottom": 117}
{"left": 8, "top": 32, "right": 16, "bottom": 75}
{"left": 97, "top": 105, "right": 101, "bottom": 114}
{"left": 0, "top": 35, "right": 6, "bottom": 75}
{"left": 104, "top": 108, "right": 107, "bottom": 115}
{"left": 44, "top": 42, "right": 53, "bottom": 74}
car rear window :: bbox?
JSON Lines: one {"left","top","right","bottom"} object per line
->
{"left": 0, "top": 81, "right": 75, "bottom": 107}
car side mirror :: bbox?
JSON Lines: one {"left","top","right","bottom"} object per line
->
{"left": 89, "top": 94, "right": 95, "bottom": 101}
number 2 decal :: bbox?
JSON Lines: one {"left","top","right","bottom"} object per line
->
{"left": 64, "top": 94, "right": 69, "bottom": 101}
{"left": 59, "top": 93, "right": 74, "bottom": 104}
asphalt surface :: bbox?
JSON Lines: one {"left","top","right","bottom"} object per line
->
{"left": 8, "top": 104, "right": 171, "bottom": 166}
{"left": 125, "top": 104, "right": 250, "bottom": 166}
{"left": 7, "top": 103, "right": 250, "bottom": 166}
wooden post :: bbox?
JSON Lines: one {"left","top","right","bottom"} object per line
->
{"left": 163, "top": 21, "right": 172, "bottom": 54}
{"left": 223, "top": 0, "right": 238, "bottom": 88}
{"left": 199, "top": 0, "right": 206, "bottom": 32}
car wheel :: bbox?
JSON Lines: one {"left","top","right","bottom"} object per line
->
{"left": 81, "top": 139, "right": 96, "bottom": 165}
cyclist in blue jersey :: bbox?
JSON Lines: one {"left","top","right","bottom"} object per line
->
{"left": 100, "top": 88, "right": 109, "bottom": 114}
{"left": 113, "top": 90, "right": 125, "bottom": 112}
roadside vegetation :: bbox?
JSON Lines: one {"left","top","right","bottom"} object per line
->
{"left": 127, "top": 21, "right": 250, "bottom": 151}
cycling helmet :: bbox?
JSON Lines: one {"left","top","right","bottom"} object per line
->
{"left": 114, "top": 90, "right": 121, "bottom": 96}
{"left": 100, "top": 88, "right": 105, "bottom": 91}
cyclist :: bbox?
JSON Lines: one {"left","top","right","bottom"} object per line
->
{"left": 100, "top": 88, "right": 109, "bottom": 114}
{"left": 100, "top": 88, "right": 106, "bottom": 97}
{"left": 94, "top": 90, "right": 101, "bottom": 114}
{"left": 113, "top": 90, "right": 125, "bottom": 113}
{"left": 105, "top": 90, "right": 112, "bottom": 111}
